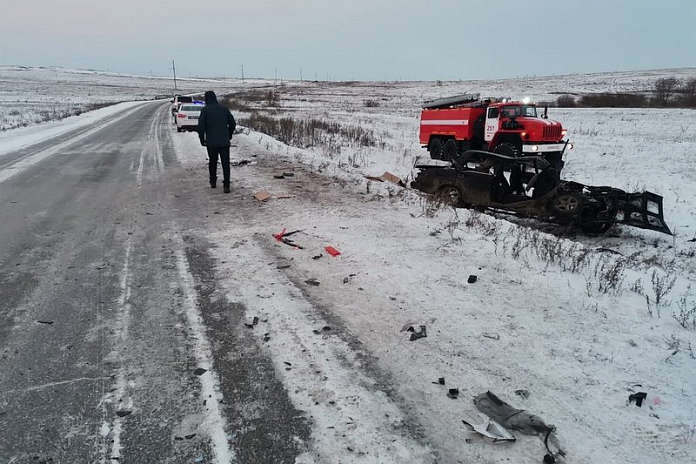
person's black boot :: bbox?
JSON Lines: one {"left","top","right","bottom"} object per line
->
{"left": 210, "top": 180, "right": 217, "bottom": 188}
{"left": 223, "top": 183, "right": 230, "bottom": 193}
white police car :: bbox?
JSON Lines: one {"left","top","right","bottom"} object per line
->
{"left": 175, "top": 103, "right": 204, "bottom": 132}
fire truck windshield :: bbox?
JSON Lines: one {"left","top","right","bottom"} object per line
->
{"left": 521, "top": 105, "right": 538, "bottom": 117}
{"left": 500, "top": 105, "right": 538, "bottom": 118}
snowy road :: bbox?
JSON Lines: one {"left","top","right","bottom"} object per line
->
{"left": 0, "top": 102, "right": 436, "bottom": 463}
{"left": 1, "top": 95, "right": 694, "bottom": 464}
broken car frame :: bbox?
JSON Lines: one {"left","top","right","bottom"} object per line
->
{"left": 410, "top": 150, "right": 672, "bottom": 235}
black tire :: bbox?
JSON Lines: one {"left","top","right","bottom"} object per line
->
{"left": 443, "top": 139, "right": 458, "bottom": 161}
{"left": 493, "top": 141, "right": 520, "bottom": 157}
{"left": 437, "top": 185, "right": 463, "bottom": 207}
{"left": 429, "top": 138, "right": 444, "bottom": 160}
{"left": 549, "top": 192, "right": 583, "bottom": 217}
{"left": 176, "top": 125, "right": 183, "bottom": 132}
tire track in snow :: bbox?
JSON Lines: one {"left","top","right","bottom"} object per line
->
{"left": 174, "top": 245, "right": 236, "bottom": 464}
{"left": 135, "top": 104, "right": 167, "bottom": 185}
{"left": 98, "top": 232, "right": 134, "bottom": 463}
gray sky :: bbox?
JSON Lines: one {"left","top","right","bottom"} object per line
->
{"left": 1, "top": 0, "right": 693, "bottom": 81}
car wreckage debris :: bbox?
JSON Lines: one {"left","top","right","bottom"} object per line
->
{"left": 325, "top": 246, "right": 341, "bottom": 257}
{"left": 628, "top": 392, "right": 648, "bottom": 407}
{"left": 411, "top": 150, "right": 672, "bottom": 235}
{"left": 461, "top": 412, "right": 516, "bottom": 443}
{"left": 515, "top": 389, "right": 531, "bottom": 400}
{"left": 407, "top": 325, "right": 427, "bottom": 341}
{"left": 272, "top": 228, "right": 305, "bottom": 249}
{"left": 473, "top": 391, "right": 566, "bottom": 458}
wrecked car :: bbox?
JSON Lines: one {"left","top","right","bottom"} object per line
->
{"left": 410, "top": 150, "right": 672, "bottom": 235}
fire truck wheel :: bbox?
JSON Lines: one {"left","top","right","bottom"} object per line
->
{"left": 429, "top": 138, "right": 444, "bottom": 160}
{"left": 493, "top": 142, "right": 520, "bottom": 157}
{"left": 437, "top": 185, "right": 463, "bottom": 207}
{"left": 443, "top": 139, "right": 458, "bottom": 161}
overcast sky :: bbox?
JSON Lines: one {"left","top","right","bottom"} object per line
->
{"left": 1, "top": 0, "right": 693, "bottom": 81}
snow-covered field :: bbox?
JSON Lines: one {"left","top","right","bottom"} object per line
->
{"left": 2, "top": 66, "right": 696, "bottom": 463}
{"left": 0, "top": 65, "right": 258, "bottom": 130}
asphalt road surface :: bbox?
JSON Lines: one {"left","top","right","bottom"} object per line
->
{"left": 0, "top": 103, "right": 316, "bottom": 464}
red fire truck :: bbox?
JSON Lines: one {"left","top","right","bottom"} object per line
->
{"left": 419, "top": 94, "right": 571, "bottom": 165}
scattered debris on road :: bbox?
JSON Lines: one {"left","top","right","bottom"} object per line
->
{"left": 474, "top": 391, "right": 556, "bottom": 436}
{"left": 193, "top": 368, "right": 207, "bottom": 376}
{"left": 36, "top": 320, "right": 54, "bottom": 325}
{"left": 482, "top": 333, "right": 500, "bottom": 340}
{"left": 407, "top": 325, "right": 427, "bottom": 341}
{"left": 515, "top": 389, "right": 531, "bottom": 400}
{"left": 254, "top": 190, "right": 272, "bottom": 202}
{"left": 365, "top": 171, "right": 405, "bottom": 187}
{"left": 272, "top": 228, "right": 305, "bottom": 249}
{"left": 325, "top": 246, "right": 341, "bottom": 257}
{"left": 115, "top": 410, "right": 132, "bottom": 417}
{"left": 462, "top": 412, "right": 516, "bottom": 443}
{"left": 467, "top": 275, "right": 477, "bottom": 284}
{"left": 305, "top": 278, "right": 320, "bottom": 286}
{"left": 231, "top": 158, "right": 253, "bottom": 167}
{"left": 473, "top": 391, "right": 565, "bottom": 459}
{"left": 628, "top": 392, "right": 647, "bottom": 407}
{"left": 244, "top": 316, "right": 259, "bottom": 328}
{"left": 448, "top": 388, "right": 460, "bottom": 399}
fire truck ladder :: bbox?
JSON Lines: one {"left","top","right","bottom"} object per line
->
{"left": 422, "top": 94, "right": 481, "bottom": 109}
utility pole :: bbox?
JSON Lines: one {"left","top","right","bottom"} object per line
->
{"left": 300, "top": 68, "right": 302, "bottom": 82}
{"left": 172, "top": 60, "right": 178, "bottom": 91}
{"left": 274, "top": 67, "right": 277, "bottom": 85}
{"left": 241, "top": 64, "right": 244, "bottom": 83}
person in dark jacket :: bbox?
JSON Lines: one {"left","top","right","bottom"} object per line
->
{"left": 197, "top": 91, "right": 236, "bottom": 193}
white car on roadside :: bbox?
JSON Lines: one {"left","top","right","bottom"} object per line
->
{"left": 175, "top": 103, "right": 204, "bottom": 132}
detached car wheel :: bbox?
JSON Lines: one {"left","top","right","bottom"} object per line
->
{"left": 437, "top": 185, "right": 463, "bottom": 207}
{"left": 549, "top": 192, "right": 583, "bottom": 217}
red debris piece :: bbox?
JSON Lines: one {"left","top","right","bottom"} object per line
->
{"left": 273, "top": 228, "right": 288, "bottom": 241}
{"left": 325, "top": 246, "right": 341, "bottom": 257}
